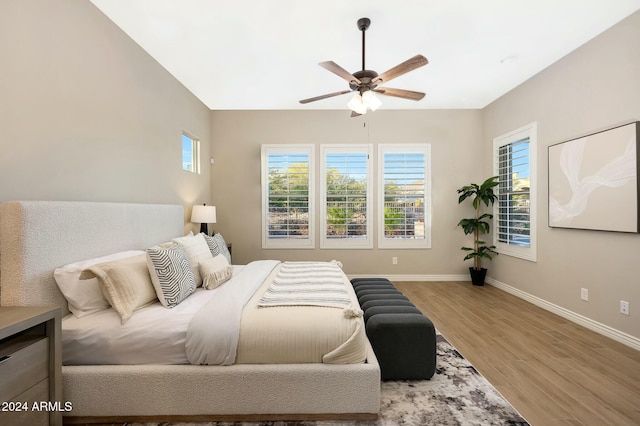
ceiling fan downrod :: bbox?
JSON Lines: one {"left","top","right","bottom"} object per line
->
{"left": 352, "top": 17, "right": 379, "bottom": 94}
{"left": 358, "top": 17, "right": 370, "bottom": 71}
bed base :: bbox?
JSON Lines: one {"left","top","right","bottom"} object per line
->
{"left": 0, "top": 201, "right": 381, "bottom": 421}
{"left": 60, "top": 351, "right": 380, "bottom": 420}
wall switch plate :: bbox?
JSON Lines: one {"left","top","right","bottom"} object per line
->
{"left": 620, "top": 300, "right": 630, "bottom": 315}
{"left": 581, "top": 288, "right": 589, "bottom": 301}
{"left": 392, "top": 257, "right": 398, "bottom": 265}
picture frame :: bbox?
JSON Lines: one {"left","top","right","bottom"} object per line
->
{"left": 548, "top": 121, "right": 639, "bottom": 233}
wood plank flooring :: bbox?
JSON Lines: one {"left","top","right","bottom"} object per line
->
{"left": 394, "top": 281, "right": 640, "bottom": 426}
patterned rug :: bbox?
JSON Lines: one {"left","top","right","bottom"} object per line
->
{"left": 132, "top": 334, "right": 529, "bottom": 426}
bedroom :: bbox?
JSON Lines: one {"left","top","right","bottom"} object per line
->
{"left": 1, "top": 0, "right": 639, "bottom": 424}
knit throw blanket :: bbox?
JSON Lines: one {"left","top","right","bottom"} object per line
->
{"left": 258, "top": 261, "right": 352, "bottom": 309}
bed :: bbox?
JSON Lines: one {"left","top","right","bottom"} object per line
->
{"left": 0, "top": 201, "right": 380, "bottom": 423}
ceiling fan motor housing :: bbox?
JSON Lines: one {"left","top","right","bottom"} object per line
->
{"left": 350, "top": 69, "right": 379, "bottom": 91}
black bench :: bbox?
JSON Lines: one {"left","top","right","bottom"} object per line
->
{"left": 351, "top": 278, "right": 436, "bottom": 380}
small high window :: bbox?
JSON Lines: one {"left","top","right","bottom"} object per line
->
{"left": 182, "top": 132, "right": 200, "bottom": 174}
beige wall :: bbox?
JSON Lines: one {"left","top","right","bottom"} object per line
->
{"left": 483, "top": 11, "right": 640, "bottom": 338}
{"left": 0, "top": 0, "right": 211, "bottom": 227}
{"left": 210, "top": 109, "right": 484, "bottom": 276}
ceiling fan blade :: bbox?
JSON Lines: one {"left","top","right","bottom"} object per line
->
{"left": 319, "top": 61, "right": 362, "bottom": 85}
{"left": 373, "top": 87, "right": 425, "bottom": 101}
{"left": 371, "top": 54, "right": 428, "bottom": 85}
{"left": 299, "top": 89, "right": 352, "bottom": 104}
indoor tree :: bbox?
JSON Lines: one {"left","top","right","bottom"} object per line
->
{"left": 457, "top": 176, "right": 499, "bottom": 285}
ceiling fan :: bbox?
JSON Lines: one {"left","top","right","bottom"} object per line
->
{"left": 299, "top": 17, "right": 428, "bottom": 116}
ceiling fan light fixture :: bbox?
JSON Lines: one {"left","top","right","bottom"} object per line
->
{"left": 362, "top": 90, "right": 381, "bottom": 111}
{"left": 347, "top": 93, "right": 368, "bottom": 115}
{"left": 348, "top": 90, "right": 381, "bottom": 114}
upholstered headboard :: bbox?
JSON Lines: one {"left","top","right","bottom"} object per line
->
{"left": 0, "top": 201, "right": 184, "bottom": 314}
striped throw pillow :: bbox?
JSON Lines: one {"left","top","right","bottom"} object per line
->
{"left": 203, "top": 232, "right": 231, "bottom": 264}
{"left": 146, "top": 244, "right": 196, "bottom": 307}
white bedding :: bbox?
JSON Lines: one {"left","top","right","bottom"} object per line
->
{"left": 185, "top": 260, "right": 280, "bottom": 365}
{"left": 62, "top": 262, "right": 367, "bottom": 366}
{"left": 62, "top": 266, "right": 250, "bottom": 365}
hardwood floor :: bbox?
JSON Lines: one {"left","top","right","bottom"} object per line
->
{"left": 394, "top": 281, "right": 640, "bottom": 426}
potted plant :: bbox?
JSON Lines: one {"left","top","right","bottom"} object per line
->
{"left": 457, "top": 176, "right": 499, "bottom": 286}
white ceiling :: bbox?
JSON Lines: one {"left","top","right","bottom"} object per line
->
{"left": 90, "top": 0, "right": 640, "bottom": 110}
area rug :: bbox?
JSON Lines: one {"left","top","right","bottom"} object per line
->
{"left": 131, "top": 334, "right": 529, "bottom": 426}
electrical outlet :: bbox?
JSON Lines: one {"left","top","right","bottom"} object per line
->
{"left": 620, "top": 300, "right": 630, "bottom": 315}
{"left": 392, "top": 257, "right": 398, "bottom": 265}
{"left": 581, "top": 288, "right": 589, "bottom": 301}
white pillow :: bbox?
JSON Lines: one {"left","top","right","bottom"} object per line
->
{"left": 54, "top": 250, "right": 144, "bottom": 317}
{"left": 147, "top": 244, "right": 197, "bottom": 307}
{"left": 200, "top": 254, "right": 233, "bottom": 290}
{"left": 89, "top": 254, "right": 158, "bottom": 324}
{"left": 172, "top": 233, "right": 213, "bottom": 286}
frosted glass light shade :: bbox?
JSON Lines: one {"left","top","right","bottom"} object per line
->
{"left": 348, "top": 90, "right": 382, "bottom": 114}
{"left": 362, "top": 90, "right": 382, "bottom": 111}
{"left": 347, "top": 93, "right": 368, "bottom": 115}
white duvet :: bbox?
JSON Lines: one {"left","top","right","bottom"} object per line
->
{"left": 185, "top": 260, "right": 279, "bottom": 365}
{"left": 62, "top": 261, "right": 367, "bottom": 366}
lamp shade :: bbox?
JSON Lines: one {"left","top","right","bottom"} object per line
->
{"left": 191, "top": 205, "right": 217, "bottom": 224}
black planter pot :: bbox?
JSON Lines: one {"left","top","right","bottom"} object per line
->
{"left": 469, "top": 267, "right": 487, "bottom": 286}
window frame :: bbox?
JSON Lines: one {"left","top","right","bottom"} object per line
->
{"left": 492, "top": 122, "right": 537, "bottom": 262}
{"left": 377, "top": 144, "right": 432, "bottom": 249}
{"left": 320, "top": 144, "right": 373, "bottom": 249}
{"left": 182, "top": 132, "right": 200, "bottom": 174}
{"left": 261, "top": 144, "right": 316, "bottom": 249}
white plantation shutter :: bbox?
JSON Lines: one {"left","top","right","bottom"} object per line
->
{"left": 496, "top": 138, "right": 531, "bottom": 247}
{"left": 378, "top": 144, "right": 431, "bottom": 249}
{"left": 261, "top": 145, "right": 315, "bottom": 248}
{"left": 320, "top": 145, "right": 372, "bottom": 249}
{"left": 493, "top": 123, "right": 537, "bottom": 261}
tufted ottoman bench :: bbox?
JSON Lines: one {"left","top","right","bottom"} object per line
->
{"left": 351, "top": 278, "right": 436, "bottom": 380}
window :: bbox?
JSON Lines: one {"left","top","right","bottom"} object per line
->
{"left": 320, "top": 145, "right": 372, "bottom": 249}
{"left": 182, "top": 132, "right": 200, "bottom": 173}
{"left": 378, "top": 144, "right": 431, "bottom": 248}
{"left": 493, "top": 122, "right": 537, "bottom": 261}
{"left": 261, "top": 145, "right": 315, "bottom": 249}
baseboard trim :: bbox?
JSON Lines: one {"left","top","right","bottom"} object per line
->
{"left": 347, "top": 274, "right": 469, "bottom": 282}
{"left": 486, "top": 277, "right": 640, "bottom": 351}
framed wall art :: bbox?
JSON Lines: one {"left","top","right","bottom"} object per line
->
{"left": 548, "top": 121, "right": 639, "bottom": 233}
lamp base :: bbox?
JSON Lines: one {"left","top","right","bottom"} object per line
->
{"left": 200, "top": 223, "right": 208, "bottom": 235}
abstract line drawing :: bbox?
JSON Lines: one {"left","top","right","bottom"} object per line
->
{"left": 548, "top": 122, "right": 639, "bottom": 233}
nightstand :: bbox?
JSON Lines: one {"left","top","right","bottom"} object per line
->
{"left": 0, "top": 306, "right": 62, "bottom": 426}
